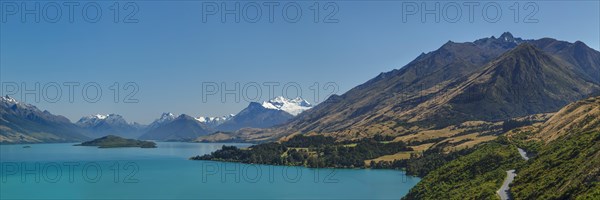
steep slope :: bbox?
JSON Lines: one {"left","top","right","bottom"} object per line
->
{"left": 138, "top": 114, "right": 213, "bottom": 141}
{"left": 531, "top": 38, "right": 600, "bottom": 84}
{"left": 403, "top": 96, "right": 600, "bottom": 199}
{"left": 512, "top": 131, "right": 600, "bottom": 199}
{"left": 402, "top": 141, "right": 525, "bottom": 199}
{"left": 276, "top": 34, "right": 521, "bottom": 136}
{"left": 532, "top": 96, "right": 600, "bottom": 142}
{"left": 0, "top": 96, "right": 89, "bottom": 143}
{"left": 77, "top": 114, "right": 143, "bottom": 138}
{"left": 234, "top": 33, "right": 600, "bottom": 142}
{"left": 509, "top": 96, "right": 600, "bottom": 199}
{"left": 406, "top": 43, "right": 600, "bottom": 125}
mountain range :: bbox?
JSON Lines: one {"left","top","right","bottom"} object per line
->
{"left": 4, "top": 32, "right": 598, "bottom": 199}
{"left": 207, "top": 32, "right": 600, "bottom": 143}
{"left": 196, "top": 114, "right": 235, "bottom": 128}
{"left": 138, "top": 114, "right": 214, "bottom": 141}
{"left": 76, "top": 114, "right": 144, "bottom": 138}
{"left": 215, "top": 97, "right": 312, "bottom": 132}
{"left": 0, "top": 96, "right": 89, "bottom": 143}
{"left": 3, "top": 32, "right": 599, "bottom": 145}
{"left": 0, "top": 96, "right": 313, "bottom": 143}
{"left": 139, "top": 96, "right": 313, "bottom": 141}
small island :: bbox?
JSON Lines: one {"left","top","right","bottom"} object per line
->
{"left": 76, "top": 135, "right": 157, "bottom": 148}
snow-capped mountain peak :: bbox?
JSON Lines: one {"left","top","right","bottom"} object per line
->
{"left": 499, "top": 32, "right": 515, "bottom": 42}
{"left": 195, "top": 114, "right": 234, "bottom": 127}
{"left": 80, "top": 114, "right": 122, "bottom": 121}
{"left": 261, "top": 96, "right": 312, "bottom": 116}
{"left": 1, "top": 95, "right": 18, "bottom": 104}
{"left": 0, "top": 95, "right": 37, "bottom": 110}
{"left": 157, "top": 112, "right": 176, "bottom": 123}
{"left": 76, "top": 114, "right": 128, "bottom": 127}
{"left": 93, "top": 114, "right": 107, "bottom": 120}
{"left": 0, "top": 96, "right": 68, "bottom": 127}
{"left": 146, "top": 112, "right": 177, "bottom": 130}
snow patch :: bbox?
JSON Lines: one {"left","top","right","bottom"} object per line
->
{"left": 261, "top": 96, "right": 312, "bottom": 116}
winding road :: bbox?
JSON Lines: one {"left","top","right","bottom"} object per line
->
{"left": 497, "top": 148, "right": 530, "bottom": 200}
{"left": 517, "top": 148, "right": 530, "bottom": 161}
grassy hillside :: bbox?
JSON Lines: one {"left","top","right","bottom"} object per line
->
{"left": 508, "top": 96, "right": 600, "bottom": 199}
{"left": 511, "top": 130, "right": 600, "bottom": 199}
{"left": 402, "top": 140, "right": 525, "bottom": 200}
{"left": 404, "top": 96, "right": 600, "bottom": 199}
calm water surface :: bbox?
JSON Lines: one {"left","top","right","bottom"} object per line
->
{"left": 0, "top": 142, "right": 420, "bottom": 199}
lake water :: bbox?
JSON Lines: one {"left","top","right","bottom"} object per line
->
{"left": 0, "top": 142, "right": 420, "bottom": 199}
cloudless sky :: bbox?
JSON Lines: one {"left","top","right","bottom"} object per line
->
{"left": 1, "top": 0, "right": 599, "bottom": 124}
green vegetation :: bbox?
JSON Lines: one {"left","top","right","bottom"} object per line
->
{"left": 402, "top": 141, "right": 525, "bottom": 200}
{"left": 502, "top": 119, "right": 534, "bottom": 133}
{"left": 509, "top": 130, "right": 543, "bottom": 156}
{"left": 371, "top": 146, "right": 476, "bottom": 177}
{"left": 511, "top": 131, "right": 600, "bottom": 199}
{"left": 402, "top": 97, "right": 600, "bottom": 199}
{"left": 283, "top": 135, "right": 335, "bottom": 148}
{"left": 76, "top": 135, "right": 157, "bottom": 148}
{"left": 402, "top": 130, "right": 600, "bottom": 200}
{"left": 191, "top": 135, "right": 412, "bottom": 168}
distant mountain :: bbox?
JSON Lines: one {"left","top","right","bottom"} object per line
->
{"left": 1, "top": 94, "right": 313, "bottom": 143}
{"left": 261, "top": 96, "right": 312, "bottom": 116}
{"left": 146, "top": 112, "right": 176, "bottom": 130}
{"left": 138, "top": 99, "right": 307, "bottom": 141}
{"left": 213, "top": 32, "right": 600, "bottom": 142}
{"left": 77, "top": 114, "right": 143, "bottom": 138}
{"left": 0, "top": 95, "right": 89, "bottom": 143}
{"left": 138, "top": 114, "right": 213, "bottom": 141}
{"left": 196, "top": 114, "right": 234, "bottom": 128}
{"left": 215, "top": 96, "right": 312, "bottom": 132}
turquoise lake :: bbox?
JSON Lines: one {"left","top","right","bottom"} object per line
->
{"left": 0, "top": 142, "right": 420, "bottom": 199}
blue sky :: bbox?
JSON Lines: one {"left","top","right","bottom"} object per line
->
{"left": 1, "top": 1, "right": 599, "bottom": 124}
